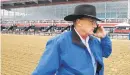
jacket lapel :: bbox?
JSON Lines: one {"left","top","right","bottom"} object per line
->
{"left": 88, "top": 37, "right": 100, "bottom": 61}
{"left": 71, "top": 25, "right": 86, "bottom": 49}
{"left": 88, "top": 38, "right": 102, "bottom": 73}
{"left": 71, "top": 25, "right": 102, "bottom": 73}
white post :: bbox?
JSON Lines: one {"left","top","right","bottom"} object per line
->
{"left": 128, "top": 0, "right": 130, "bottom": 22}
{"left": 105, "top": 2, "right": 107, "bottom": 22}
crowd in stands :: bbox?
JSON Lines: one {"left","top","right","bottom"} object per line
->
{"left": 1, "top": 20, "right": 72, "bottom": 35}
{"left": 1, "top": 19, "right": 130, "bottom": 35}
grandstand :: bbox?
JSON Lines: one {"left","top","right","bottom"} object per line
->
{"left": 1, "top": 0, "right": 129, "bottom": 20}
{"left": 1, "top": 0, "right": 130, "bottom": 34}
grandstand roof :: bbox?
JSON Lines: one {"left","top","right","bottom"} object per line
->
{"left": 1, "top": 0, "right": 126, "bottom": 9}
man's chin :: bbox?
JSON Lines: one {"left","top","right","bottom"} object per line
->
{"left": 88, "top": 32, "right": 94, "bottom": 36}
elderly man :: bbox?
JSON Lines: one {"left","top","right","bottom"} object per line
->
{"left": 32, "top": 4, "right": 112, "bottom": 75}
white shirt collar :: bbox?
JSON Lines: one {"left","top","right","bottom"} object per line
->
{"left": 74, "top": 28, "right": 89, "bottom": 45}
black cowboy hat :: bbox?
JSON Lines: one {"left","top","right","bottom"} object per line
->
{"left": 64, "top": 4, "right": 101, "bottom": 21}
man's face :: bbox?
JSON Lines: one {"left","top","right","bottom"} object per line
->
{"left": 78, "top": 18, "right": 97, "bottom": 35}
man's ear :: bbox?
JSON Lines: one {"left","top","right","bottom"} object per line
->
{"left": 76, "top": 19, "right": 82, "bottom": 26}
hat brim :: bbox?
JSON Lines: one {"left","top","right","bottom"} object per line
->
{"left": 64, "top": 14, "right": 102, "bottom": 21}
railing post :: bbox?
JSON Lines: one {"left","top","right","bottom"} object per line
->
{"left": 129, "top": 33, "right": 130, "bottom": 40}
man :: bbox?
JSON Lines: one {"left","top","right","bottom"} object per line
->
{"left": 32, "top": 4, "right": 112, "bottom": 75}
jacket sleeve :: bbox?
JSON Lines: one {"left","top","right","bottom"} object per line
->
{"left": 32, "top": 39, "right": 60, "bottom": 75}
{"left": 100, "top": 35, "right": 112, "bottom": 58}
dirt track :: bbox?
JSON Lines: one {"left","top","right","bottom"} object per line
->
{"left": 1, "top": 34, "right": 130, "bottom": 75}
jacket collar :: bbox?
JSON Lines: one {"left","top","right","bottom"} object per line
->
{"left": 71, "top": 25, "right": 93, "bottom": 48}
{"left": 71, "top": 26, "right": 102, "bottom": 73}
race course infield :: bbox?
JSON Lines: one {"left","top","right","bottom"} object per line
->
{"left": 1, "top": 34, "right": 130, "bottom": 75}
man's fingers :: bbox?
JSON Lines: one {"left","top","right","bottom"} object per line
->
{"left": 93, "top": 33, "right": 98, "bottom": 37}
{"left": 93, "top": 33, "right": 103, "bottom": 38}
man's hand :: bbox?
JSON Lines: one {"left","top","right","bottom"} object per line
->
{"left": 93, "top": 25, "right": 106, "bottom": 38}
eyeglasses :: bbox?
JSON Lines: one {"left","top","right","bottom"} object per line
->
{"left": 87, "top": 19, "right": 97, "bottom": 25}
